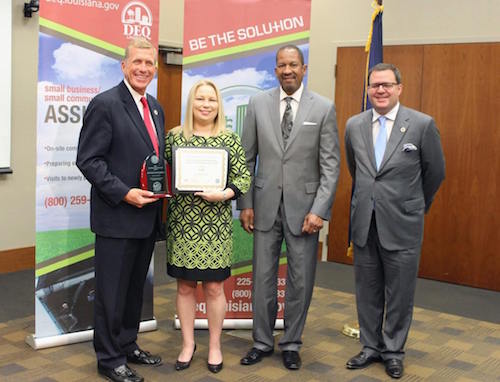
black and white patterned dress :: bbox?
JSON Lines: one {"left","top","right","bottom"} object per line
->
{"left": 165, "top": 130, "right": 250, "bottom": 281}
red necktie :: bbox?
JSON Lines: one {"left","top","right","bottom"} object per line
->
{"left": 140, "top": 96, "right": 159, "bottom": 156}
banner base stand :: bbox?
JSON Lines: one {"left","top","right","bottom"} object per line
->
{"left": 25, "top": 318, "right": 157, "bottom": 350}
{"left": 174, "top": 317, "right": 284, "bottom": 330}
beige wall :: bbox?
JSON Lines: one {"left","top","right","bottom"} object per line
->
{"left": 0, "top": 1, "right": 38, "bottom": 251}
{"left": 1, "top": 0, "right": 499, "bottom": 252}
{"left": 159, "top": 0, "right": 184, "bottom": 48}
{"left": 309, "top": 0, "right": 500, "bottom": 99}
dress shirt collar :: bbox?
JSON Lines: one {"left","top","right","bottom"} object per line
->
{"left": 123, "top": 78, "right": 145, "bottom": 105}
{"left": 280, "top": 83, "right": 304, "bottom": 104}
{"left": 372, "top": 102, "right": 400, "bottom": 122}
{"left": 123, "top": 78, "right": 156, "bottom": 133}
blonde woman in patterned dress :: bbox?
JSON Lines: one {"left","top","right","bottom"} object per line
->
{"left": 165, "top": 79, "right": 250, "bottom": 374}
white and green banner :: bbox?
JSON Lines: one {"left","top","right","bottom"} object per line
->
{"left": 182, "top": 0, "right": 312, "bottom": 326}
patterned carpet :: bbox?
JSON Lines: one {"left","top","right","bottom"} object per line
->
{"left": 1, "top": 282, "right": 499, "bottom": 381}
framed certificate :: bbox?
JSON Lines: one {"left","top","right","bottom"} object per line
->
{"left": 172, "top": 146, "right": 229, "bottom": 193}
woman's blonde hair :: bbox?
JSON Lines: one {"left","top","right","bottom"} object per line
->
{"left": 175, "top": 79, "right": 226, "bottom": 140}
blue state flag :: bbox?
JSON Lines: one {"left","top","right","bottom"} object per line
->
{"left": 362, "top": 1, "right": 384, "bottom": 111}
{"left": 348, "top": 1, "right": 384, "bottom": 257}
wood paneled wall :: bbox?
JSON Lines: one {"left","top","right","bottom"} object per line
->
{"left": 157, "top": 54, "right": 183, "bottom": 222}
{"left": 157, "top": 53, "right": 182, "bottom": 132}
{"left": 329, "top": 43, "right": 500, "bottom": 291}
{"left": 0, "top": 247, "right": 34, "bottom": 274}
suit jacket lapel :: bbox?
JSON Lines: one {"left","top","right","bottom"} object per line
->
{"left": 119, "top": 81, "right": 155, "bottom": 154}
{"left": 379, "top": 106, "right": 410, "bottom": 171}
{"left": 147, "top": 95, "right": 165, "bottom": 156}
{"left": 361, "top": 111, "right": 377, "bottom": 173}
{"left": 268, "top": 88, "right": 284, "bottom": 152}
{"left": 286, "top": 89, "right": 313, "bottom": 149}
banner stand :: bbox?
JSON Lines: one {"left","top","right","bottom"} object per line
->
{"left": 26, "top": 319, "right": 157, "bottom": 350}
{"left": 181, "top": 0, "right": 312, "bottom": 327}
{"left": 34, "top": 0, "right": 160, "bottom": 347}
{"left": 174, "top": 317, "right": 284, "bottom": 330}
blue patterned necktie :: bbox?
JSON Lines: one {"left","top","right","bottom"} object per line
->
{"left": 374, "top": 115, "right": 387, "bottom": 170}
{"left": 281, "top": 97, "right": 293, "bottom": 146}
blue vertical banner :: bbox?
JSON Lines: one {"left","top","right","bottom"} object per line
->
{"left": 348, "top": 0, "right": 384, "bottom": 257}
{"left": 363, "top": 0, "right": 384, "bottom": 111}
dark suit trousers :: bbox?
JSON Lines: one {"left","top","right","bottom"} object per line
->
{"left": 93, "top": 232, "right": 156, "bottom": 369}
{"left": 353, "top": 214, "right": 421, "bottom": 360}
{"left": 252, "top": 201, "right": 319, "bottom": 352}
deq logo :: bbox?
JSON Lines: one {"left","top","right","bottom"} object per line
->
{"left": 122, "top": 1, "right": 153, "bottom": 39}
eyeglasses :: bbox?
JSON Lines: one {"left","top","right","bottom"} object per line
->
{"left": 368, "top": 82, "right": 399, "bottom": 90}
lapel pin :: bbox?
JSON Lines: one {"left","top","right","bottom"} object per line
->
{"left": 153, "top": 109, "right": 159, "bottom": 116}
{"left": 400, "top": 127, "right": 406, "bottom": 133}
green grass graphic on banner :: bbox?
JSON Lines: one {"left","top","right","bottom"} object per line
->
{"left": 36, "top": 228, "right": 95, "bottom": 264}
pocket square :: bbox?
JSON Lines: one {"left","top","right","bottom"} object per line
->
{"left": 402, "top": 143, "right": 418, "bottom": 152}
{"left": 303, "top": 121, "right": 317, "bottom": 126}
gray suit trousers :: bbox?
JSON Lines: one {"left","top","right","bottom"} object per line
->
{"left": 252, "top": 201, "right": 319, "bottom": 352}
{"left": 354, "top": 214, "right": 421, "bottom": 360}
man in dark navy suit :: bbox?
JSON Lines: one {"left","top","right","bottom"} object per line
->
{"left": 77, "top": 37, "right": 164, "bottom": 382}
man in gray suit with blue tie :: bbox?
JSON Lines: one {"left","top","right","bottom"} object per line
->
{"left": 345, "top": 63, "right": 445, "bottom": 379}
{"left": 237, "top": 45, "right": 340, "bottom": 370}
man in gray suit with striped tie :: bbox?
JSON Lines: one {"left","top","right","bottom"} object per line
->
{"left": 237, "top": 45, "right": 340, "bottom": 370}
{"left": 345, "top": 63, "right": 445, "bottom": 379}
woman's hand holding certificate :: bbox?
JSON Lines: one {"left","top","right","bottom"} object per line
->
{"left": 194, "top": 188, "right": 235, "bottom": 202}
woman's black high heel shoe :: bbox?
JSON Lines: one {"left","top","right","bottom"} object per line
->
{"left": 175, "top": 344, "right": 196, "bottom": 371}
{"left": 207, "top": 361, "right": 223, "bottom": 373}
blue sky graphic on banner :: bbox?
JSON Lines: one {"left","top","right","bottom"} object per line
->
{"left": 36, "top": 33, "right": 157, "bottom": 233}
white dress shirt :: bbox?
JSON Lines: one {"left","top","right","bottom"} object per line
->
{"left": 280, "top": 83, "right": 304, "bottom": 123}
{"left": 123, "top": 78, "right": 157, "bottom": 133}
{"left": 372, "top": 102, "right": 400, "bottom": 143}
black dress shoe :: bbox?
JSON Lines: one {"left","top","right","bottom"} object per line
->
{"left": 207, "top": 361, "right": 223, "bottom": 373}
{"left": 240, "top": 347, "right": 274, "bottom": 365}
{"left": 97, "top": 364, "right": 143, "bottom": 382}
{"left": 346, "top": 351, "right": 381, "bottom": 369}
{"left": 282, "top": 350, "right": 301, "bottom": 370}
{"left": 126, "top": 348, "right": 162, "bottom": 366}
{"left": 175, "top": 344, "right": 197, "bottom": 371}
{"left": 385, "top": 358, "right": 404, "bottom": 379}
